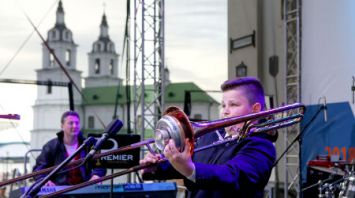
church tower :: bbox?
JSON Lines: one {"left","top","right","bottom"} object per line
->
{"left": 85, "top": 13, "right": 121, "bottom": 87}
{"left": 31, "top": 0, "right": 82, "bottom": 149}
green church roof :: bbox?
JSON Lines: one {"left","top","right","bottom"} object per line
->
{"left": 82, "top": 82, "right": 218, "bottom": 106}
{"left": 82, "top": 86, "right": 126, "bottom": 105}
{"left": 165, "top": 82, "right": 217, "bottom": 103}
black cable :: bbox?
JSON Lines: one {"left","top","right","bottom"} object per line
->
{"left": 135, "top": 171, "right": 143, "bottom": 183}
{"left": 0, "top": 0, "right": 59, "bottom": 77}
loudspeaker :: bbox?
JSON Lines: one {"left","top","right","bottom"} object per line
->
{"left": 269, "top": 55, "right": 279, "bottom": 77}
{"left": 88, "top": 134, "right": 141, "bottom": 169}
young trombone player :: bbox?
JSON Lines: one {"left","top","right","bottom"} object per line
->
{"left": 140, "top": 76, "right": 278, "bottom": 197}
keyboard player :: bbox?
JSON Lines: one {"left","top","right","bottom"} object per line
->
{"left": 32, "top": 111, "right": 106, "bottom": 186}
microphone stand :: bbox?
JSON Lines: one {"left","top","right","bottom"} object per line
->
{"left": 22, "top": 137, "right": 95, "bottom": 198}
{"left": 273, "top": 105, "right": 323, "bottom": 166}
{"left": 273, "top": 105, "right": 324, "bottom": 197}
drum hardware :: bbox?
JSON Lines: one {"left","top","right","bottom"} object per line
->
{"left": 338, "top": 171, "right": 355, "bottom": 198}
{"left": 317, "top": 177, "right": 339, "bottom": 198}
{"left": 316, "top": 165, "right": 355, "bottom": 198}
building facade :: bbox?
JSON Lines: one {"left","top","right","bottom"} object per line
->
{"left": 228, "top": 0, "right": 300, "bottom": 197}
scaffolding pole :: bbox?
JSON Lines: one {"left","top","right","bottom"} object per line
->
{"left": 283, "top": 0, "right": 301, "bottom": 197}
{"left": 133, "top": 0, "right": 165, "bottom": 148}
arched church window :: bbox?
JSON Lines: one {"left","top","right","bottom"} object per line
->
{"left": 52, "top": 31, "right": 56, "bottom": 40}
{"left": 65, "top": 31, "right": 69, "bottom": 41}
{"left": 100, "top": 42, "right": 104, "bottom": 51}
{"left": 95, "top": 43, "right": 101, "bottom": 52}
{"left": 66, "top": 49, "right": 71, "bottom": 67}
{"left": 109, "top": 59, "right": 114, "bottom": 75}
{"left": 95, "top": 59, "right": 100, "bottom": 74}
{"left": 47, "top": 79, "right": 52, "bottom": 94}
{"left": 88, "top": 116, "right": 95, "bottom": 129}
{"left": 50, "top": 53, "right": 55, "bottom": 67}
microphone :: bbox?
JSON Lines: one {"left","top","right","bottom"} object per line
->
{"left": 84, "top": 119, "right": 123, "bottom": 162}
{"left": 323, "top": 97, "right": 328, "bottom": 122}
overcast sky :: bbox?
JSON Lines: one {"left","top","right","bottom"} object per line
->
{"left": 0, "top": 0, "right": 227, "bottom": 143}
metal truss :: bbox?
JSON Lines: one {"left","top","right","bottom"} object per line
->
{"left": 284, "top": 0, "right": 301, "bottom": 197}
{"left": 133, "top": 0, "right": 165, "bottom": 140}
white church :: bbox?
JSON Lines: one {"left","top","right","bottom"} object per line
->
{"left": 31, "top": 0, "right": 220, "bottom": 151}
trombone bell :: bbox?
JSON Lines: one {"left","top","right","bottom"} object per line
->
{"left": 155, "top": 115, "right": 185, "bottom": 151}
{"left": 155, "top": 106, "right": 194, "bottom": 152}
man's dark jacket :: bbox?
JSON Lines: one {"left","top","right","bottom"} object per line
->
{"left": 33, "top": 131, "right": 106, "bottom": 185}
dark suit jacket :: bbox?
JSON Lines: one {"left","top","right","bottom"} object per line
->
{"left": 144, "top": 130, "right": 276, "bottom": 198}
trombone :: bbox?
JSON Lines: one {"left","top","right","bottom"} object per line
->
{"left": 4, "top": 103, "right": 305, "bottom": 197}
{"left": 154, "top": 102, "right": 305, "bottom": 152}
